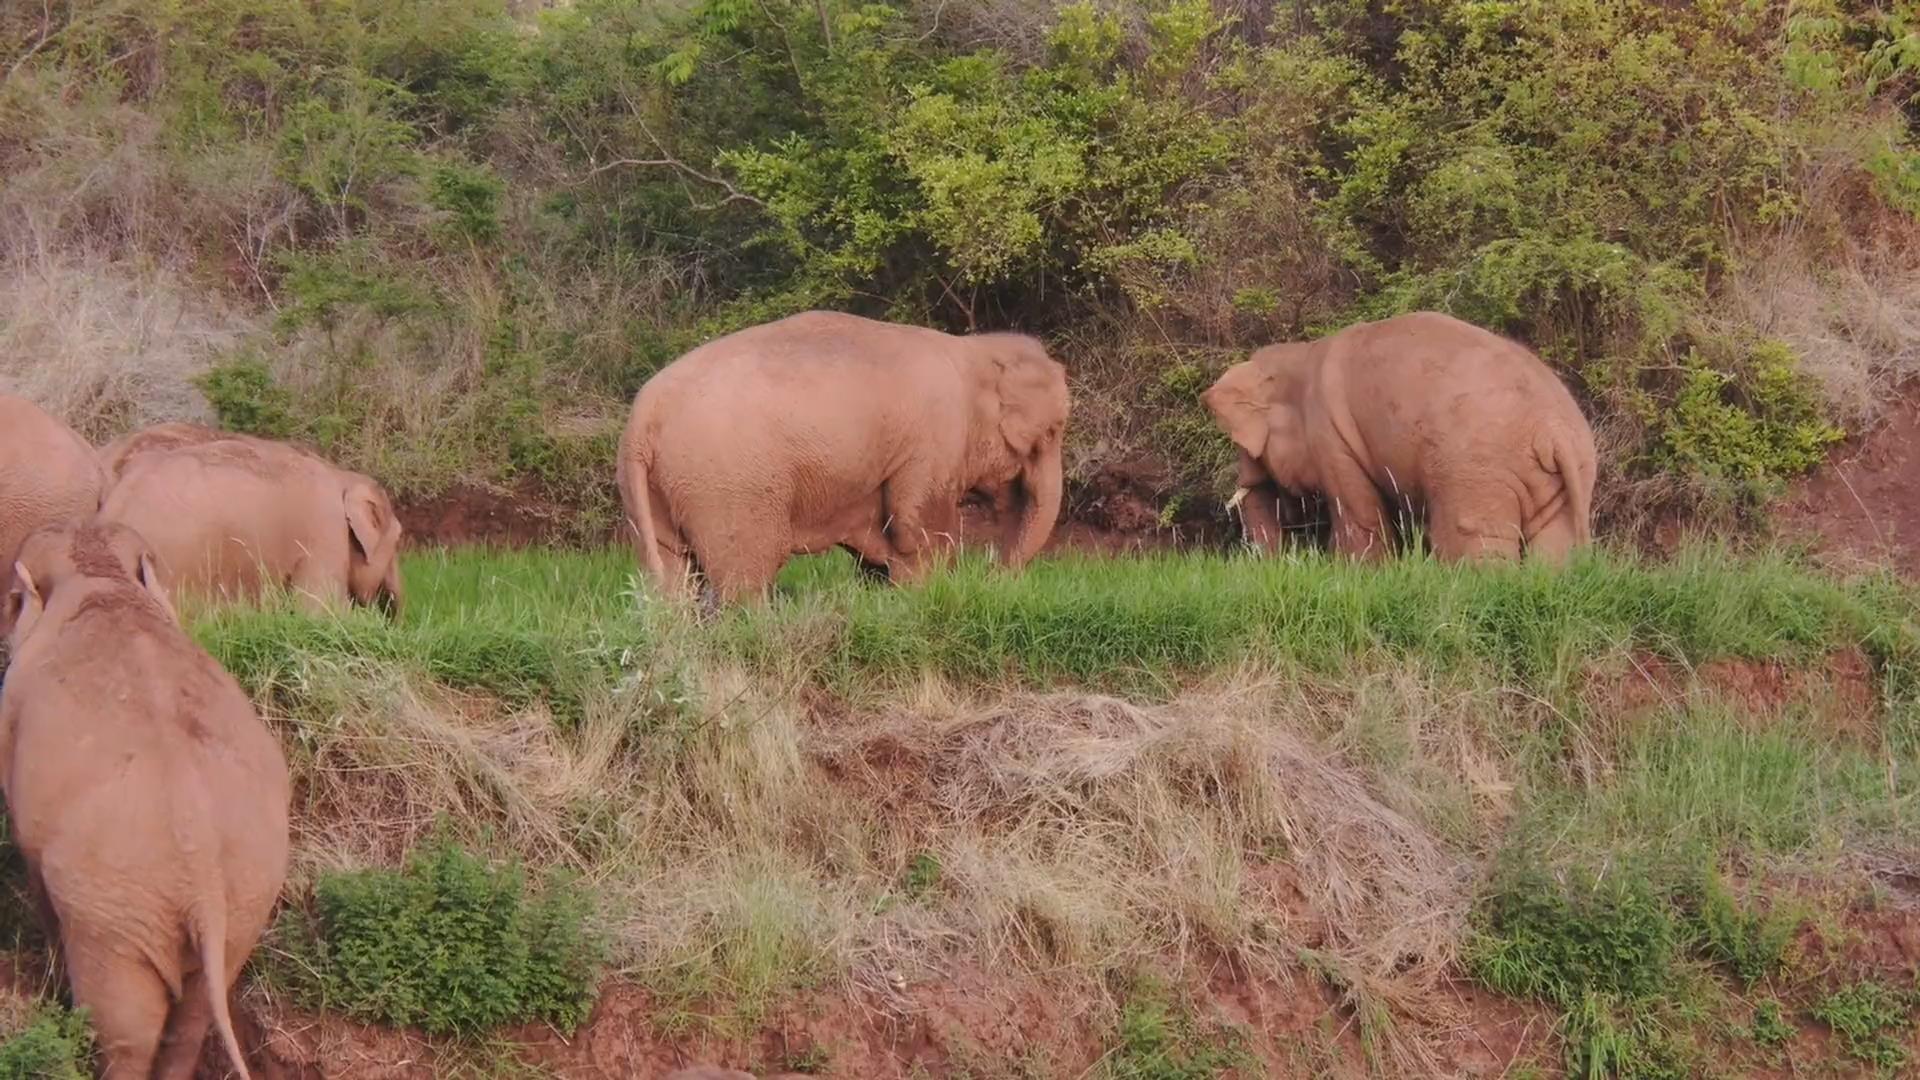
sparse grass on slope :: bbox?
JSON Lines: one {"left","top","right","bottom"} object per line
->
{"left": 160, "top": 546, "right": 1920, "bottom": 1073}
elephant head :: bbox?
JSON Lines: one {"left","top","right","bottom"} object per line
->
{"left": 4, "top": 522, "right": 176, "bottom": 651}
{"left": 343, "top": 474, "right": 404, "bottom": 617}
{"left": 1202, "top": 343, "right": 1320, "bottom": 499}
{"left": 968, "top": 334, "right": 1070, "bottom": 568}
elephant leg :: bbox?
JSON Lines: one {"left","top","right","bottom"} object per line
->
{"left": 1236, "top": 483, "right": 1285, "bottom": 554}
{"left": 1524, "top": 512, "right": 1581, "bottom": 565}
{"left": 65, "top": 944, "right": 168, "bottom": 1079}
{"left": 152, "top": 970, "right": 215, "bottom": 1080}
{"left": 881, "top": 468, "right": 961, "bottom": 578}
{"left": 1427, "top": 492, "right": 1523, "bottom": 562}
{"left": 1321, "top": 458, "right": 1393, "bottom": 560}
{"left": 288, "top": 561, "right": 351, "bottom": 614}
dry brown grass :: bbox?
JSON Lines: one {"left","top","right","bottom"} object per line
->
{"left": 264, "top": 640, "right": 1483, "bottom": 1061}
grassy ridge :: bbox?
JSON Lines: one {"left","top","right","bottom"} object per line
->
{"left": 168, "top": 546, "right": 1920, "bottom": 1075}
{"left": 196, "top": 544, "right": 1918, "bottom": 700}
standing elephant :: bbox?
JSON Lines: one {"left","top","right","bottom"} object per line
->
{"left": 0, "top": 521, "right": 290, "bottom": 1079}
{"left": 1202, "top": 311, "right": 1596, "bottom": 561}
{"left": 617, "top": 311, "right": 1070, "bottom": 606}
{"left": 99, "top": 436, "right": 405, "bottom": 615}
{"left": 0, "top": 395, "right": 104, "bottom": 568}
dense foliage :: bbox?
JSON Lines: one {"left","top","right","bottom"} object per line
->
{"left": 2, "top": 1, "right": 1917, "bottom": 526}
{"left": 272, "top": 839, "right": 604, "bottom": 1035}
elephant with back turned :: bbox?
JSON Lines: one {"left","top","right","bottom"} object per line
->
{"left": 1203, "top": 311, "right": 1596, "bottom": 561}
{"left": 618, "top": 311, "right": 1071, "bottom": 607}
{"left": 1, "top": 521, "right": 289, "bottom": 1080}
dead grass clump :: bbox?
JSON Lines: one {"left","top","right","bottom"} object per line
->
{"left": 265, "top": 656, "right": 626, "bottom": 884}
{"left": 0, "top": 250, "right": 252, "bottom": 438}
{"left": 913, "top": 691, "right": 1470, "bottom": 994}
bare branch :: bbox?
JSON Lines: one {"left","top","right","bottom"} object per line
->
{"left": 572, "top": 155, "right": 768, "bottom": 212}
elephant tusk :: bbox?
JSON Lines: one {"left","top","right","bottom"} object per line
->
{"left": 1226, "top": 486, "right": 1250, "bottom": 512}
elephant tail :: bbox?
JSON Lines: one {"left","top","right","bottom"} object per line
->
{"left": 616, "top": 443, "right": 669, "bottom": 586}
{"left": 1540, "top": 425, "right": 1596, "bottom": 545}
{"left": 192, "top": 898, "right": 254, "bottom": 1080}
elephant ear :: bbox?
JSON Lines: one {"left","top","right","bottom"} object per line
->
{"left": 991, "top": 337, "right": 1065, "bottom": 458}
{"left": 135, "top": 551, "right": 178, "bottom": 626}
{"left": 2, "top": 563, "right": 43, "bottom": 647}
{"left": 346, "top": 482, "right": 397, "bottom": 565}
{"left": 1201, "top": 362, "right": 1274, "bottom": 459}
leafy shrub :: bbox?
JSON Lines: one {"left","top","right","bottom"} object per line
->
{"left": 1105, "top": 977, "right": 1248, "bottom": 1080}
{"left": 1812, "top": 980, "right": 1917, "bottom": 1070}
{"left": 1467, "top": 862, "right": 1676, "bottom": 1009}
{"left": 0, "top": 1007, "right": 92, "bottom": 1080}
{"left": 1676, "top": 872, "right": 1797, "bottom": 987}
{"left": 275, "top": 839, "right": 604, "bottom": 1035}
{"left": 193, "top": 356, "right": 295, "bottom": 439}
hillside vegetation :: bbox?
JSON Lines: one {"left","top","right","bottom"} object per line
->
{"left": 6, "top": 2, "right": 1920, "bottom": 1077}
{"left": 3, "top": 0, "right": 1919, "bottom": 537}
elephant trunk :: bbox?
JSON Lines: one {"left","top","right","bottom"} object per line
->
{"left": 1001, "top": 441, "right": 1063, "bottom": 569}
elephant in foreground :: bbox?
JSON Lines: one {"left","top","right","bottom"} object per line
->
{"left": 617, "top": 311, "right": 1071, "bottom": 606}
{"left": 1202, "top": 311, "right": 1596, "bottom": 561}
{"left": 1, "top": 522, "right": 290, "bottom": 1079}
{"left": 0, "top": 395, "right": 104, "bottom": 568}
{"left": 99, "top": 432, "right": 405, "bottom": 615}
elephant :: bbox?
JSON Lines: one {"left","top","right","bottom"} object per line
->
{"left": 0, "top": 521, "right": 290, "bottom": 1079}
{"left": 98, "top": 422, "right": 306, "bottom": 483}
{"left": 1201, "top": 311, "right": 1596, "bottom": 561}
{"left": 0, "top": 395, "right": 104, "bottom": 569}
{"left": 617, "top": 310, "right": 1071, "bottom": 606}
{"left": 98, "top": 436, "right": 405, "bottom": 615}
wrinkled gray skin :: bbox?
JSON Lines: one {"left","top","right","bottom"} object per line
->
{"left": 0, "top": 395, "right": 104, "bottom": 570}
{"left": 0, "top": 522, "right": 290, "bottom": 1080}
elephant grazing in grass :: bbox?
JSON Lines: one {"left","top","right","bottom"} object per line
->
{"left": 1203, "top": 311, "right": 1596, "bottom": 562}
{"left": 618, "top": 311, "right": 1071, "bottom": 607}
{"left": 98, "top": 429, "right": 405, "bottom": 616}
{"left": 0, "top": 522, "right": 290, "bottom": 1080}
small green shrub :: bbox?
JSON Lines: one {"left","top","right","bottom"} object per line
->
{"left": 275, "top": 839, "right": 604, "bottom": 1035}
{"left": 902, "top": 852, "right": 942, "bottom": 900}
{"left": 427, "top": 161, "right": 505, "bottom": 244}
{"left": 1104, "top": 977, "right": 1247, "bottom": 1080}
{"left": 1812, "top": 980, "right": 1917, "bottom": 1070}
{"left": 0, "top": 1006, "right": 93, "bottom": 1080}
{"left": 1677, "top": 872, "right": 1797, "bottom": 987}
{"left": 1749, "top": 999, "right": 1795, "bottom": 1049}
{"left": 1467, "top": 862, "right": 1676, "bottom": 1008}
{"left": 194, "top": 356, "right": 296, "bottom": 439}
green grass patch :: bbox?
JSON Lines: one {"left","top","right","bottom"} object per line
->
{"left": 267, "top": 838, "right": 604, "bottom": 1036}
{"left": 1104, "top": 977, "right": 1249, "bottom": 1080}
{"left": 0, "top": 1006, "right": 91, "bottom": 1080}
{"left": 731, "top": 546, "right": 1914, "bottom": 696}
{"left": 1812, "top": 980, "right": 1918, "bottom": 1071}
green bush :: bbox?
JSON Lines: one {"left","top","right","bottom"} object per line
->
{"left": 275, "top": 839, "right": 604, "bottom": 1035}
{"left": 195, "top": 356, "right": 296, "bottom": 439}
{"left": 1677, "top": 872, "right": 1797, "bottom": 987}
{"left": 0, "top": 1007, "right": 92, "bottom": 1080}
{"left": 1467, "top": 862, "right": 1676, "bottom": 1009}
{"left": 1104, "top": 977, "right": 1248, "bottom": 1080}
{"left": 1812, "top": 980, "right": 1917, "bottom": 1070}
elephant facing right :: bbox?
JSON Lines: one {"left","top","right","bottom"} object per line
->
{"left": 618, "top": 311, "right": 1071, "bottom": 608}
{"left": 1204, "top": 311, "right": 1597, "bottom": 562}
